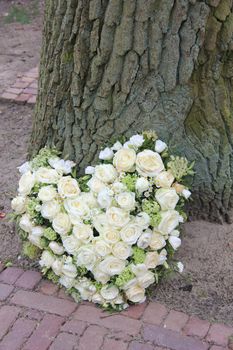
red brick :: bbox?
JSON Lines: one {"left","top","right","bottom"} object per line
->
{"left": 29, "top": 82, "right": 38, "bottom": 89}
{"left": 11, "top": 290, "right": 77, "bottom": 316}
{"left": 209, "top": 347, "right": 228, "bottom": 350}
{"left": 122, "top": 302, "right": 147, "bottom": 319}
{"left": 74, "top": 305, "right": 141, "bottom": 335}
{"left": 103, "top": 338, "right": 128, "bottom": 350}
{"left": 57, "top": 288, "right": 73, "bottom": 301}
{"left": 15, "top": 94, "right": 30, "bottom": 102}
{"left": 15, "top": 270, "right": 42, "bottom": 289}
{"left": 49, "top": 333, "right": 78, "bottom": 350}
{"left": 128, "top": 341, "right": 154, "bottom": 350}
{"left": 78, "top": 325, "right": 107, "bottom": 350}
{"left": 1, "top": 92, "right": 18, "bottom": 100}
{"left": 0, "top": 318, "right": 36, "bottom": 350}
{"left": 0, "top": 267, "right": 24, "bottom": 284}
{"left": 61, "top": 319, "right": 86, "bottom": 335}
{"left": 143, "top": 324, "right": 208, "bottom": 350}
{"left": 23, "top": 314, "right": 64, "bottom": 350}
{"left": 38, "top": 280, "right": 59, "bottom": 295}
{"left": 21, "top": 77, "right": 35, "bottom": 83}
{"left": 206, "top": 323, "right": 233, "bottom": 346}
{"left": 13, "top": 81, "right": 29, "bottom": 89}
{"left": 27, "top": 95, "right": 37, "bottom": 104}
{"left": 163, "top": 310, "right": 189, "bottom": 332}
{"left": 24, "top": 309, "right": 43, "bottom": 321}
{"left": 0, "top": 283, "right": 14, "bottom": 300}
{"left": 6, "top": 87, "right": 23, "bottom": 94}
{"left": 23, "top": 87, "right": 37, "bottom": 95}
{"left": 0, "top": 305, "right": 21, "bottom": 340}
{"left": 183, "top": 316, "right": 210, "bottom": 338}
{"left": 143, "top": 302, "right": 168, "bottom": 325}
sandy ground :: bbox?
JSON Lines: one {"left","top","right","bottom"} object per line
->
{"left": 0, "top": 0, "right": 233, "bottom": 326}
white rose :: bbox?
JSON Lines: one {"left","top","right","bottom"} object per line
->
{"left": 11, "top": 196, "right": 27, "bottom": 214}
{"left": 80, "top": 192, "right": 98, "bottom": 208}
{"left": 99, "top": 255, "right": 126, "bottom": 276}
{"left": 52, "top": 259, "right": 63, "bottom": 275}
{"left": 36, "top": 167, "right": 60, "bottom": 184}
{"left": 182, "top": 189, "right": 192, "bottom": 199}
{"left": 99, "top": 147, "right": 114, "bottom": 160}
{"left": 122, "top": 277, "right": 138, "bottom": 290}
{"left": 136, "top": 150, "right": 164, "bottom": 177}
{"left": 169, "top": 236, "right": 181, "bottom": 250}
{"left": 158, "top": 210, "right": 180, "bottom": 234}
{"left": 155, "top": 139, "right": 167, "bottom": 153}
{"left": 18, "top": 171, "right": 35, "bottom": 195}
{"left": 62, "top": 258, "right": 77, "bottom": 278}
{"left": 97, "top": 188, "right": 113, "bottom": 208}
{"left": 106, "top": 207, "right": 130, "bottom": 228}
{"left": 19, "top": 214, "right": 33, "bottom": 233}
{"left": 52, "top": 212, "right": 71, "bottom": 235}
{"left": 111, "top": 141, "right": 123, "bottom": 151}
{"left": 58, "top": 176, "right": 80, "bottom": 198}
{"left": 131, "top": 263, "right": 147, "bottom": 277}
{"left": 92, "top": 213, "right": 109, "bottom": 233}
{"left": 41, "top": 200, "right": 60, "bottom": 221}
{"left": 112, "top": 241, "right": 132, "bottom": 260}
{"left": 113, "top": 148, "right": 136, "bottom": 172}
{"left": 100, "top": 285, "right": 119, "bottom": 301}
{"left": 111, "top": 181, "right": 127, "bottom": 194}
{"left": 39, "top": 250, "right": 55, "bottom": 268}
{"left": 49, "top": 241, "right": 64, "bottom": 255}
{"left": 177, "top": 261, "right": 184, "bottom": 273}
{"left": 125, "top": 285, "right": 146, "bottom": 303}
{"left": 92, "top": 293, "right": 104, "bottom": 304}
{"left": 76, "top": 245, "right": 97, "bottom": 270}
{"left": 123, "top": 141, "right": 134, "bottom": 149}
{"left": 120, "top": 223, "right": 142, "bottom": 245}
{"left": 137, "top": 271, "right": 155, "bottom": 288}
{"left": 73, "top": 223, "right": 93, "bottom": 242}
{"left": 135, "top": 177, "right": 149, "bottom": 193}
{"left": 28, "top": 226, "right": 44, "bottom": 248}
{"left": 135, "top": 212, "right": 150, "bottom": 229}
{"left": 137, "top": 229, "right": 152, "bottom": 249}
{"left": 155, "top": 188, "right": 179, "bottom": 210}
{"left": 93, "top": 238, "right": 112, "bottom": 257}
{"left": 87, "top": 176, "right": 106, "bottom": 193}
{"left": 64, "top": 197, "right": 90, "bottom": 218}
{"left": 149, "top": 232, "right": 166, "bottom": 250}
{"left": 92, "top": 266, "right": 110, "bottom": 284}
{"left": 144, "top": 251, "right": 159, "bottom": 269}
{"left": 115, "top": 192, "right": 135, "bottom": 211}
{"left": 102, "top": 227, "right": 120, "bottom": 244}
{"left": 95, "top": 164, "right": 117, "bottom": 183}
{"left": 170, "top": 229, "right": 180, "bottom": 237}
{"left": 18, "top": 161, "right": 31, "bottom": 174}
{"left": 85, "top": 166, "right": 95, "bottom": 175}
{"left": 62, "top": 235, "right": 80, "bottom": 255}
{"left": 155, "top": 171, "right": 174, "bottom": 188}
{"left": 59, "top": 275, "right": 75, "bottom": 289}
{"left": 38, "top": 186, "right": 57, "bottom": 202}
{"left": 75, "top": 277, "right": 96, "bottom": 300}
{"left": 158, "top": 249, "right": 167, "bottom": 265}
{"left": 129, "top": 134, "right": 144, "bottom": 147}
{"left": 48, "top": 158, "right": 76, "bottom": 174}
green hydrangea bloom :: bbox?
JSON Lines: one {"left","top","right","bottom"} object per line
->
{"left": 132, "top": 247, "right": 146, "bottom": 264}
{"left": 40, "top": 237, "right": 49, "bottom": 248}
{"left": 121, "top": 174, "right": 138, "bottom": 192}
{"left": 142, "top": 199, "right": 160, "bottom": 215}
{"left": 115, "top": 266, "right": 135, "bottom": 288}
{"left": 26, "top": 198, "right": 41, "bottom": 218}
{"left": 46, "top": 270, "right": 60, "bottom": 283}
{"left": 31, "top": 147, "right": 60, "bottom": 170}
{"left": 23, "top": 242, "right": 40, "bottom": 259}
{"left": 150, "top": 212, "right": 162, "bottom": 227}
{"left": 43, "top": 228, "right": 57, "bottom": 241}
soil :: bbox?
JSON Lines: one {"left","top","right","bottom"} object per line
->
{"left": 0, "top": 0, "right": 233, "bottom": 326}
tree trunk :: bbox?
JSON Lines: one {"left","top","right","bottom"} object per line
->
{"left": 30, "top": 0, "right": 233, "bottom": 223}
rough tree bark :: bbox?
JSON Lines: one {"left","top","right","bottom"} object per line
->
{"left": 30, "top": 0, "right": 233, "bottom": 223}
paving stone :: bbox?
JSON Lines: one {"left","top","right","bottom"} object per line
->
{"left": 143, "top": 323, "right": 208, "bottom": 350}
{"left": 103, "top": 338, "right": 128, "bottom": 350}
{"left": 128, "top": 341, "right": 154, "bottom": 350}
{"left": 0, "top": 267, "right": 24, "bottom": 284}
{"left": 0, "top": 283, "right": 14, "bottom": 301}
{"left": 143, "top": 302, "right": 168, "bottom": 325}
{"left": 6, "top": 87, "right": 23, "bottom": 94}
{"left": 49, "top": 332, "right": 78, "bottom": 350}
{"left": 183, "top": 316, "right": 210, "bottom": 338}
{"left": 163, "top": 310, "right": 189, "bottom": 332}
{"left": 122, "top": 302, "right": 147, "bottom": 319}
{"left": 78, "top": 325, "right": 107, "bottom": 350}
{"left": 15, "top": 270, "right": 42, "bottom": 289}
{"left": 38, "top": 280, "right": 59, "bottom": 295}
{"left": 23, "top": 314, "right": 64, "bottom": 350}
{"left": 1, "top": 92, "right": 17, "bottom": 100}
{"left": 0, "top": 305, "right": 21, "bottom": 340}
{"left": 0, "top": 318, "right": 36, "bottom": 350}
{"left": 11, "top": 290, "right": 77, "bottom": 316}
{"left": 27, "top": 95, "right": 37, "bottom": 104}
{"left": 57, "top": 288, "right": 73, "bottom": 301}
{"left": 23, "top": 87, "right": 37, "bottom": 95}
{"left": 209, "top": 346, "right": 228, "bottom": 350}
{"left": 206, "top": 323, "right": 233, "bottom": 346}
{"left": 15, "top": 93, "right": 30, "bottom": 102}
{"left": 24, "top": 309, "right": 43, "bottom": 321}
{"left": 13, "top": 81, "right": 29, "bottom": 89}
{"left": 61, "top": 319, "right": 86, "bottom": 335}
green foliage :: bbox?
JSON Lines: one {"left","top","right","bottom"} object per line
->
{"left": 23, "top": 242, "right": 41, "bottom": 259}
{"left": 121, "top": 174, "right": 138, "bottom": 192}
{"left": 26, "top": 198, "right": 44, "bottom": 225}
{"left": 31, "top": 147, "right": 60, "bottom": 170}
{"left": 78, "top": 175, "right": 91, "bottom": 192}
{"left": 167, "top": 156, "right": 195, "bottom": 182}
{"left": 46, "top": 269, "right": 60, "bottom": 283}
{"left": 43, "top": 228, "right": 57, "bottom": 241}
{"left": 40, "top": 237, "right": 49, "bottom": 249}
{"left": 115, "top": 266, "right": 135, "bottom": 288}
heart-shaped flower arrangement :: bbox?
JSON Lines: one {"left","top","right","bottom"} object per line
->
{"left": 11, "top": 131, "right": 194, "bottom": 310}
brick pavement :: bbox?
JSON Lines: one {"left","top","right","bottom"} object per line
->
{"left": 0, "top": 266, "right": 232, "bottom": 350}
{"left": 0, "top": 67, "right": 38, "bottom": 104}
